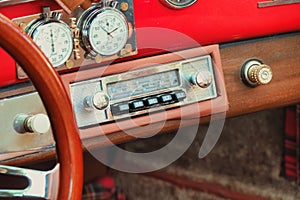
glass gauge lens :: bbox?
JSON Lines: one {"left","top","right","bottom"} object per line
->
{"left": 32, "top": 22, "right": 73, "bottom": 68}
{"left": 160, "top": 0, "right": 197, "bottom": 8}
{"left": 88, "top": 10, "right": 129, "bottom": 56}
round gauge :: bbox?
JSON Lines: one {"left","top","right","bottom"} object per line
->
{"left": 78, "top": 7, "right": 129, "bottom": 56}
{"left": 89, "top": 10, "right": 129, "bottom": 56}
{"left": 160, "top": 0, "right": 197, "bottom": 9}
{"left": 27, "top": 21, "right": 73, "bottom": 68}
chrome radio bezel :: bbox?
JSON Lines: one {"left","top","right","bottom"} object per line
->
{"left": 70, "top": 55, "right": 218, "bottom": 128}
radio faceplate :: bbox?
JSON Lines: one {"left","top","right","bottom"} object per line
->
{"left": 70, "top": 55, "right": 217, "bottom": 128}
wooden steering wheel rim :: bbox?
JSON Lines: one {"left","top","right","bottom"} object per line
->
{"left": 0, "top": 14, "right": 83, "bottom": 199}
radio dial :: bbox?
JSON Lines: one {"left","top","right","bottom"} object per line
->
{"left": 191, "top": 70, "right": 212, "bottom": 88}
{"left": 84, "top": 92, "right": 110, "bottom": 111}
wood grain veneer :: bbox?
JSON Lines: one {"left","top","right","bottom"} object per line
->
{"left": 221, "top": 33, "right": 300, "bottom": 117}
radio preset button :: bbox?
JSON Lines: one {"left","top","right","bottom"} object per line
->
{"left": 144, "top": 97, "right": 159, "bottom": 106}
{"left": 111, "top": 103, "right": 130, "bottom": 115}
{"left": 159, "top": 94, "right": 173, "bottom": 103}
{"left": 173, "top": 91, "right": 186, "bottom": 101}
{"left": 119, "top": 104, "right": 130, "bottom": 112}
{"left": 130, "top": 100, "right": 145, "bottom": 110}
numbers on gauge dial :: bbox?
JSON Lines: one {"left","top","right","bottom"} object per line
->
{"left": 89, "top": 10, "right": 128, "bottom": 56}
{"left": 32, "top": 22, "right": 73, "bottom": 68}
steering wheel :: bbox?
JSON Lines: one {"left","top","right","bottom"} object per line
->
{"left": 0, "top": 14, "right": 83, "bottom": 199}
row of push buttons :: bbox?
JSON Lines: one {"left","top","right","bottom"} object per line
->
{"left": 111, "top": 90, "right": 186, "bottom": 116}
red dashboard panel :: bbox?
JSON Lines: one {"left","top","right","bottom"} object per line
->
{"left": 1, "top": 0, "right": 300, "bottom": 86}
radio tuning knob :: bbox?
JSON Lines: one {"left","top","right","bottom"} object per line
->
{"left": 190, "top": 70, "right": 212, "bottom": 88}
{"left": 241, "top": 60, "right": 273, "bottom": 87}
{"left": 14, "top": 113, "right": 50, "bottom": 134}
{"left": 83, "top": 92, "right": 110, "bottom": 111}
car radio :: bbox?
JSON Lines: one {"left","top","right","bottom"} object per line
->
{"left": 70, "top": 55, "right": 218, "bottom": 128}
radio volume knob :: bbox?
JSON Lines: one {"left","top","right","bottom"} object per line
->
{"left": 84, "top": 92, "right": 110, "bottom": 111}
{"left": 190, "top": 70, "right": 212, "bottom": 88}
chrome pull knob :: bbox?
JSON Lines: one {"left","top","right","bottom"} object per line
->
{"left": 14, "top": 113, "right": 50, "bottom": 134}
{"left": 190, "top": 70, "right": 212, "bottom": 88}
{"left": 83, "top": 92, "right": 110, "bottom": 111}
{"left": 248, "top": 64, "right": 272, "bottom": 85}
{"left": 241, "top": 60, "right": 273, "bottom": 87}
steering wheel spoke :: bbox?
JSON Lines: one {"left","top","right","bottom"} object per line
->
{"left": 0, "top": 164, "right": 59, "bottom": 199}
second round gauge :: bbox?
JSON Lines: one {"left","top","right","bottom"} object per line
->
{"left": 88, "top": 9, "right": 129, "bottom": 56}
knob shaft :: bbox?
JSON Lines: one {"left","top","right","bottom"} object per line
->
{"left": 191, "top": 70, "right": 212, "bottom": 88}
{"left": 84, "top": 92, "right": 110, "bottom": 111}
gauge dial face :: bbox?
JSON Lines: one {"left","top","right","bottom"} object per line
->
{"left": 88, "top": 10, "right": 129, "bottom": 56}
{"left": 160, "top": 0, "right": 197, "bottom": 8}
{"left": 32, "top": 22, "right": 73, "bottom": 68}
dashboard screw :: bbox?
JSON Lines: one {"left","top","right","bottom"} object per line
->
{"left": 66, "top": 60, "right": 74, "bottom": 69}
{"left": 120, "top": 2, "right": 129, "bottom": 11}
{"left": 19, "top": 22, "right": 27, "bottom": 30}
{"left": 95, "top": 54, "right": 103, "bottom": 63}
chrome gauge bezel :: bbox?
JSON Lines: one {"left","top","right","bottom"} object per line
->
{"left": 26, "top": 18, "right": 73, "bottom": 68}
{"left": 160, "top": 0, "right": 197, "bottom": 9}
{"left": 77, "top": 4, "right": 129, "bottom": 57}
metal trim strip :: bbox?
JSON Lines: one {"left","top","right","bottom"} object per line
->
{"left": 0, "top": 0, "right": 36, "bottom": 7}
{"left": 258, "top": 0, "right": 300, "bottom": 8}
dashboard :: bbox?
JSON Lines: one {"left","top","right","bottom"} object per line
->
{"left": 1, "top": 0, "right": 300, "bottom": 86}
{"left": 0, "top": 0, "right": 300, "bottom": 165}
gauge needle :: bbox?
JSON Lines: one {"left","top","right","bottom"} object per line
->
{"left": 108, "top": 27, "right": 119, "bottom": 38}
{"left": 99, "top": 26, "right": 112, "bottom": 38}
{"left": 109, "top": 27, "right": 118, "bottom": 34}
{"left": 100, "top": 26, "right": 109, "bottom": 33}
{"left": 50, "top": 29, "right": 55, "bottom": 53}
